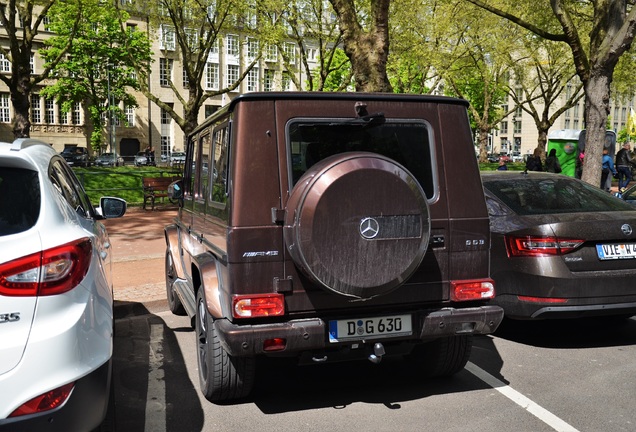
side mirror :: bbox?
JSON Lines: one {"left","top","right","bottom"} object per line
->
{"left": 98, "top": 197, "right": 127, "bottom": 219}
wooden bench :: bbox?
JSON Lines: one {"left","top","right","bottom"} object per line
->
{"left": 142, "top": 176, "right": 181, "bottom": 210}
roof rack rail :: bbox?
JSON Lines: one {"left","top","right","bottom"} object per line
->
{"left": 10, "top": 138, "right": 48, "bottom": 152}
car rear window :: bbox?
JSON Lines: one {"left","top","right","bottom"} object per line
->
{"left": 483, "top": 176, "right": 636, "bottom": 215}
{"left": 0, "top": 167, "right": 40, "bottom": 235}
{"left": 287, "top": 118, "right": 436, "bottom": 199}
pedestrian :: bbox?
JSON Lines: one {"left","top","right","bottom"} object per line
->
{"left": 497, "top": 159, "right": 508, "bottom": 171}
{"left": 544, "top": 148, "right": 562, "bottom": 173}
{"left": 576, "top": 151, "right": 584, "bottom": 179}
{"left": 525, "top": 147, "right": 543, "bottom": 172}
{"left": 601, "top": 148, "right": 617, "bottom": 191}
{"left": 615, "top": 142, "right": 636, "bottom": 192}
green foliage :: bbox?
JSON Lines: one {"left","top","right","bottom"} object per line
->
{"left": 39, "top": 0, "right": 152, "bottom": 151}
{"left": 313, "top": 48, "right": 352, "bottom": 91}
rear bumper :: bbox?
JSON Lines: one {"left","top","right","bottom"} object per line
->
{"left": 0, "top": 359, "right": 111, "bottom": 432}
{"left": 495, "top": 294, "right": 636, "bottom": 319}
{"left": 215, "top": 305, "right": 503, "bottom": 357}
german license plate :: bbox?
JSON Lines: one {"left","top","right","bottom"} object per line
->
{"left": 596, "top": 243, "right": 636, "bottom": 260}
{"left": 328, "top": 314, "right": 412, "bottom": 343}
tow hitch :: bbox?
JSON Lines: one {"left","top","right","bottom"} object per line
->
{"left": 368, "top": 342, "right": 386, "bottom": 364}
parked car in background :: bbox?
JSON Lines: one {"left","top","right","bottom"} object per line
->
{"left": 511, "top": 151, "right": 523, "bottom": 162}
{"left": 0, "top": 138, "right": 126, "bottom": 430}
{"left": 94, "top": 152, "right": 123, "bottom": 167}
{"left": 169, "top": 151, "right": 186, "bottom": 166}
{"left": 487, "top": 154, "right": 499, "bottom": 163}
{"left": 134, "top": 151, "right": 148, "bottom": 166}
{"left": 498, "top": 154, "right": 512, "bottom": 163}
{"left": 60, "top": 146, "right": 90, "bottom": 167}
{"left": 482, "top": 170, "right": 636, "bottom": 320}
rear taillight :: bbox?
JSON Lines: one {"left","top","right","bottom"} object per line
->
{"left": 451, "top": 279, "right": 495, "bottom": 301}
{"left": 232, "top": 294, "right": 285, "bottom": 318}
{"left": 0, "top": 238, "right": 92, "bottom": 296}
{"left": 505, "top": 235, "right": 584, "bottom": 257}
{"left": 9, "top": 382, "right": 75, "bottom": 417}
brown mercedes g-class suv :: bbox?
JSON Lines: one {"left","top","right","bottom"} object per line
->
{"left": 165, "top": 92, "right": 503, "bottom": 401}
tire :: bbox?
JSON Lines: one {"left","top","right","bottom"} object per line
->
{"left": 284, "top": 152, "right": 430, "bottom": 299}
{"left": 165, "top": 250, "right": 186, "bottom": 315}
{"left": 195, "top": 289, "right": 255, "bottom": 401}
{"left": 408, "top": 335, "right": 473, "bottom": 377}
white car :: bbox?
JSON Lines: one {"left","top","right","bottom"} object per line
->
{"left": 0, "top": 139, "right": 126, "bottom": 430}
{"left": 169, "top": 151, "right": 186, "bottom": 166}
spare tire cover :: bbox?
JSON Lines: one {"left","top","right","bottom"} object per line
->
{"left": 284, "top": 152, "right": 430, "bottom": 299}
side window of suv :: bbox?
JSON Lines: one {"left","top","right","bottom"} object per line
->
{"left": 209, "top": 122, "right": 230, "bottom": 206}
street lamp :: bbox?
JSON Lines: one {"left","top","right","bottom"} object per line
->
{"left": 106, "top": 63, "right": 116, "bottom": 162}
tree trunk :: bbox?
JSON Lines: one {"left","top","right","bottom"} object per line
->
{"left": 11, "top": 73, "right": 31, "bottom": 138}
{"left": 478, "top": 128, "right": 489, "bottom": 162}
{"left": 330, "top": 0, "right": 392, "bottom": 92}
{"left": 580, "top": 73, "right": 611, "bottom": 188}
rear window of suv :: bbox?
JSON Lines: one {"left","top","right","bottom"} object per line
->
{"left": 0, "top": 167, "right": 40, "bottom": 236}
{"left": 287, "top": 118, "right": 436, "bottom": 199}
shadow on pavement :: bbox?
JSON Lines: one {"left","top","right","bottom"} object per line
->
{"left": 494, "top": 316, "right": 636, "bottom": 349}
{"left": 114, "top": 300, "right": 203, "bottom": 432}
{"left": 247, "top": 335, "right": 505, "bottom": 414}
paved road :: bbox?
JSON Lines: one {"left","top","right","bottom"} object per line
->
{"left": 106, "top": 207, "right": 636, "bottom": 432}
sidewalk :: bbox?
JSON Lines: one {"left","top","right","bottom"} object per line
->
{"left": 102, "top": 206, "right": 177, "bottom": 304}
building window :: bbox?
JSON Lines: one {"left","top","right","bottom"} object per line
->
{"left": 500, "top": 121, "right": 508, "bottom": 134}
{"left": 573, "top": 104, "right": 580, "bottom": 118}
{"left": 185, "top": 28, "right": 198, "bottom": 51}
{"left": 58, "top": 105, "right": 68, "bottom": 124}
{"left": 125, "top": 105, "right": 135, "bottom": 126}
{"left": 0, "top": 94, "right": 10, "bottom": 122}
{"left": 205, "top": 62, "right": 219, "bottom": 90}
{"left": 284, "top": 43, "right": 296, "bottom": 65}
{"left": 264, "top": 69, "right": 275, "bottom": 91}
{"left": 247, "top": 38, "right": 259, "bottom": 61}
{"left": 161, "top": 106, "right": 172, "bottom": 155}
{"left": 513, "top": 120, "right": 521, "bottom": 134}
{"left": 266, "top": 44, "right": 278, "bottom": 62}
{"left": 226, "top": 34, "right": 239, "bottom": 57}
{"left": 565, "top": 119, "right": 571, "bottom": 129}
{"left": 282, "top": 71, "right": 292, "bottom": 91}
{"left": 205, "top": 105, "right": 219, "bottom": 118}
{"left": 226, "top": 64, "right": 239, "bottom": 88}
{"left": 246, "top": 68, "right": 258, "bottom": 92}
{"left": 160, "top": 24, "right": 176, "bottom": 51}
{"left": 45, "top": 98, "right": 55, "bottom": 123}
{"left": 183, "top": 67, "right": 189, "bottom": 88}
{"left": 72, "top": 102, "right": 81, "bottom": 125}
{"left": 31, "top": 95, "right": 41, "bottom": 123}
{"left": 160, "top": 58, "right": 173, "bottom": 86}
{"left": 43, "top": 16, "right": 51, "bottom": 32}
{"left": 0, "top": 54, "right": 10, "bottom": 72}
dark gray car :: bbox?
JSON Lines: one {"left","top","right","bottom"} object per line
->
{"left": 483, "top": 171, "right": 636, "bottom": 320}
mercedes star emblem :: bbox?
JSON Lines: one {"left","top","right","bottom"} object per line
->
{"left": 621, "top": 224, "right": 633, "bottom": 236}
{"left": 360, "top": 217, "right": 380, "bottom": 239}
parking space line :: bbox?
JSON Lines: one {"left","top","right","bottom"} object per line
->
{"left": 145, "top": 323, "right": 166, "bottom": 432}
{"left": 466, "top": 362, "right": 579, "bottom": 432}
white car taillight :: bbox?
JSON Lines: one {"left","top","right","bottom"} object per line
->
{"left": 0, "top": 238, "right": 92, "bottom": 296}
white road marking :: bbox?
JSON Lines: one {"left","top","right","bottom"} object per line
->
{"left": 145, "top": 323, "right": 166, "bottom": 432}
{"left": 466, "top": 362, "right": 580, "bottom": 432}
